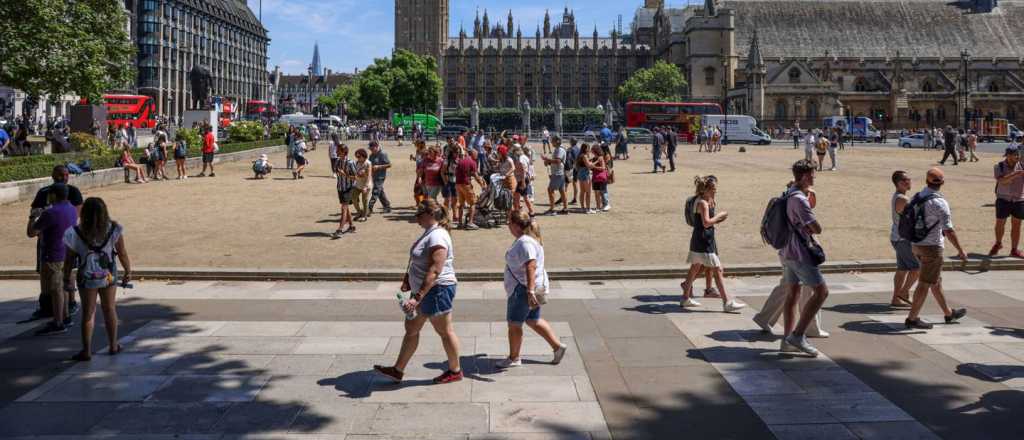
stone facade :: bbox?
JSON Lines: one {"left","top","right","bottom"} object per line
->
{"left": 126, "top": 0, "right": 270, "bottom": 121}
{"left": 275, "top": 71, "right": 353, "bottom": 115}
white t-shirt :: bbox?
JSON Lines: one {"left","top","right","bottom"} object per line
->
{"left": 407, "top": 226, "right": 457, "bottom": 295}
{"left": 503, "top": 235, "right": 548, "bottom": 297}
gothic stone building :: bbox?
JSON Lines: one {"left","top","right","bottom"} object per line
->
{"left": 639, "top": 0, "right": 1024, "bottom": 129}
{"left": 396, "top": 2, "right": 654, "bottom": 109}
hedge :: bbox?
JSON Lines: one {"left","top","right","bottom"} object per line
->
{"left": 0, "top": 138, "right": 284, "bottom": 183}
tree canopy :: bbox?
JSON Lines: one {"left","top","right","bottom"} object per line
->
{"left": 617, "top": 61, "right": 688, "bottom": 103}
{"left": 0, "top": 0, "right": 135, "bottom": 103}
{"left": 323, "top": 49, "right": 441, "bottom": 119}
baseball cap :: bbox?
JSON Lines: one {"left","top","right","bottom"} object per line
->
{"left": 497, "top": 145, "right": 508, "bottom": 156}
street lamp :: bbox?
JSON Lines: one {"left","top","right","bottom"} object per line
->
{"left": 722, "top": 57, "right": 729, "bottom": 144}
{"left": 959, "top": 49, "right": 970, "bottom": 129}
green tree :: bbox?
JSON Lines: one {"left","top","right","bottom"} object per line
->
{"left": 0, "top": 0, "right": 135, "bottom": 104}
{"left": 356, "top": 77, "right": 391, "bottom": 118}
{"left": 617, "top": 61, "right": 687, "bottom": 103}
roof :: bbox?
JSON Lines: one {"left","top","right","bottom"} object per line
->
{"left": 727, "top": 0, "right": 1024, "bottom": 59}
{"left": 446, "top": 37, "right": 646, "bottom": 51}
{"left": 277, "top": 73, "right": 353, "bottom": 87}
{"left": 174, "top": 0, "right": 268, "bottom": 37}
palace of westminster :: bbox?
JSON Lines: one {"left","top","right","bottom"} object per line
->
{"left": 396, "top": 0, "right": 1024, "bottom": 128}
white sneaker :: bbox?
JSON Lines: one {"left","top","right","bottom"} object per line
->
{"left": 681, "top": 298, "right": 702, "bottom": 308}
{"left": 723, "top": 300, "right": 747, "bottom": 313}
{"left": 496, "top": 358, "right": 522, "bottom": 368}
{"left": 780, "top": 339, "right": 800, "bottom": 353}
{"left": 784, "top": 334, "right": 820, "bottom": 357}
{"left": 552, "top": 344, "right": 568, "bottom": 365}
{"left": 808, "top": 330, "right": 830, "bottom": 338}
{"left": 586, "top": 209, "right": 597, "bottom": 214}
{"left": 602, "top": 205, "right": 611, "bottom": 212}
{"left": 752, "top": 315, "right": 773, "bottom": 334}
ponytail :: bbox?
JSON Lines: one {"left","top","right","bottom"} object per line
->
{"left": 509, "top": 209, "right": 542, "bottom": 245}
{"left": 417, "top": 199, "right": 451, "bottom": 230}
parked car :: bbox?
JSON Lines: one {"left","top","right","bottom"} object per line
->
{"left": 438, "top": 124, "right": 470, "bottom": 138}
{"left": 624, "top": 127, "right": 654, "bottom": 144}
{"left": 899, "top": 133, "right": 927, "bottom": 149}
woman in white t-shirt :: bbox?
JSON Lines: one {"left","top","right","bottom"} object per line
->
{"left": 374, "top": 200, "right": 464, "bottom": 384}
{"left": 62, "top": 197, "right": 133, "bottom": 362}
{"left": 497, "top": 210, "right": 568, "bottom": 369}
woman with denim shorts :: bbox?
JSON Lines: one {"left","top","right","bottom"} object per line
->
{"left": 374, "top": 200, "right": 464, "bottom": 384}
{"left": 497, "top": 210, "right": 568, "bottom": 369}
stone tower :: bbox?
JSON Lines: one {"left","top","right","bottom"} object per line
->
{"left": 745, "top": 30, "right": 766, "bottom": 121}
{"left": 394, "top": 0, "right": 449, "bottom": 61}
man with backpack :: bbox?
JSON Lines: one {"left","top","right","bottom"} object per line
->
{"left": 26, "top": 166, "right": 83, "bottom": 323}
{"left": 26, "top": 183, "right": 78, "bottom": 335}
{"left": 989, "top": 147, "right": 1024, "bottom": 258}
{"left": 902, "top": 167, "right": 967, "bottom": 329}
{"left": 763, "top": 160, "right": 830, "bottom": 357}
{"left": 564, "top": 138, "right": 581, "bottom": 205}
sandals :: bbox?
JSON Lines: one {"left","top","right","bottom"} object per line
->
{"left": 891, "top": 295, "right": 912, "bottom": 307}
{"left": 109, "top": 344, "right": 123, "bottom": 356}
{"left": 71, "top": 351, "right": 92, "bottom": 362}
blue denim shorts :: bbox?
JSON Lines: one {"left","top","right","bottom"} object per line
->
{"left": 507, "top": 284, "right": 541, "bottom": 324}
{"left": 419, "top": 283, "right": 456, "bottom": 317}
{"left": 891, "top": 240, "right": 921, "bottom": 271}
{"left": 781, "top": 258, "right": 826, "bottom": 287}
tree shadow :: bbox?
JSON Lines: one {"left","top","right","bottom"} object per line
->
{"left": 285, "top": 232, "right": 334, "bottom": 238}
{"left": 824, "top": 302, "right": 904, "bottom": 315}
{"left": 986, "top": 326, "right": 1024, "bottom": 339}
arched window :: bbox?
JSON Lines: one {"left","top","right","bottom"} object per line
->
{"left": 788, "top": 67, "right": 801, "bottom": 84}
{"left": 989, "top": 80, "right": 1001, "bottom": 93}
{"left": 854, "top": 77, "right": 869, "bottom": 92}
{"left": 921, "top": 78, "right": 935, "bottom": 93}
{"left": 806, "top": 100, "right": 819, "bottom": 119}
{"left": 705, "top": 67, "right": 716, "bottom": 86}
{"left": 775, "top": 100, "right": 787, "bottom": 120}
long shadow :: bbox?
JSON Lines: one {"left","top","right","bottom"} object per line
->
{"left": 987, "top": 326, "right": 1024, "bottom": 339}
{"left": 0, "top": 296, "right": 334, "bottom": 437}
{"left": 319, "top": 354, "right": 496, "bottom": 399}
{"left": 825, "top": 302, "right": 906, "bottom": 315}
{"left": 286, "top": 232, "right": 333, "bottom": 238}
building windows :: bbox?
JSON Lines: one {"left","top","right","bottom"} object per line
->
{"left": 807, "top": 100, "right": 819, "bottom": 119}
{"left": 854, "top": 77, "right": 870, "bottom": 92}
{"left": 775, "top": 100, "right": 787, "bottom": 120}
{"left": 788, "top": 67, "right": 801, "bottom": 83}
{"left": 704, "top": 67, "right": 715, "bottom": 86}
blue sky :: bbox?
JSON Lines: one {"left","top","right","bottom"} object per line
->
{"left": 257, "top": 0, "right": 701, "bottom": 74}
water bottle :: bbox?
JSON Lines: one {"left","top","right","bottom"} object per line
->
{"left": 397, "top": 293, "right": 415, "bottom": 320}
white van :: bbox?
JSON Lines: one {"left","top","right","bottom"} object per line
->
{"left": 279, "top": 112, "right": 316, "bottom": 127}
{"left": 701, "top": 115, "right": 772, "bottom": 145}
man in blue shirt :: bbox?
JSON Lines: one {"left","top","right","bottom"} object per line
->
{"left": 600, "top": 124, "right": 614, "bottom": 144}
{"left": 0, "top": 126, "right": 11, "bottom": 156}
{"left": 27, "top": 183, "right": 78, "bottom": 335}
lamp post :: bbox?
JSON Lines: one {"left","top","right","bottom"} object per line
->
{"left": 307, "top": 65, "right": 313, "bottom": 114}
{"left": 722, "top": 56, "right": 729, "bottom": 144}
{"left": 959, "top": 49, "right": 970, "bottom": 129}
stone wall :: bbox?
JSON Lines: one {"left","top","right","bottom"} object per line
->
{"left": 0, "top": 144, "right": 285, "bottom": 205}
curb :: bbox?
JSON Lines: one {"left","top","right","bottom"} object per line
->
{"left": 0, "top": 258, "right": 1020, "bottom": 282}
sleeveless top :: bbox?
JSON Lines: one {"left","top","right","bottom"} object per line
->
{"left": 891, "top": 192, "right": 909, "bottom": 242}
{"left": 689, "top": 200, "right": 717, "bottom": 254}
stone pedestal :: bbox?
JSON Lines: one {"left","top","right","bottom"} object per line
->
{"left": 183, "top": 109, "right": 218, "bottom": 139}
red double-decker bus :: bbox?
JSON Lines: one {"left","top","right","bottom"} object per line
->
{"left": 103, "top": 94, "right": 157, "bottom": 129}
{"left": 625, "top": 101, "right": 723, "bottom": 141}
{"left": 244, "top": 100, "right": 278, "bottom": 120}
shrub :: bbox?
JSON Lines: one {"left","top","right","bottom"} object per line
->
{"left": 69, "top": 133, "right": 110, "bottom": 156}
{"left": 270, "top": 122, "right": 289, "bottom": 139}
{"left": 228, "top": 121, "right": 265, "bottom": 142}
{"left": 175, "top": 128, "right": 201, "bottom": 151}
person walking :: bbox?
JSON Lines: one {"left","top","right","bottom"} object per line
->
{"left": 792, "top": 126, "right": 802, "bottom": 149}
{"left": 678, "top": 176, "right": 746, "bottom": 312}
{"left": 497, "top": 210, "right": 568, "bottom": 368}
{"left": 328, "top": 133, "right": 340, "bottom": 177}
{"left": 353, "top": 148, "right": 373, "bottom": 222}
{"left": 803, "top": 129, "right": 816, "bottom": 163}
{"left": 27, "top": 183, "right": 79, "bottom": 335}
{"left": 665, "top": 127, "right": 678, "bottom": 172}
{"left": 542, "top": 136, "right": 569, "bottom": 215}
{"left": 827, "top": 127, "right": 839, "bottom": 171}
{"left": 989, "top": 147, "right": 1024, "bottom": 257}
{"left": 291, "top": 132, "right": 309, "bottom": 179}
{"left": 374, "top": 200, "right": 463, "bottom": 384}
{"left": 198, "top": 125, "right": 216, "bottom": 177}
{"left": 367, "top": 141, "right": 392, "bottom": 215}
{"left": 333, "top": 145, "right": 357, "bottom": 237}
{"left": 62, "top": 197, "right": 132, "bottom": 361}
{"left": 967, "top": 130, "right": 980, "bottom": 162}
{"left": 455, "top": 148, "right": 485, "bottom": 229}
{"left": 939, "top": 125, "right": 958, "bottom": 166}
{"left": 652, "top": 128, "right": 666, "bottom": 173}
{"left": 173, "top": 132, "right": 188, "bottom": 180}
{"left": 778, "top": 160, "right": 830, "bottom": 357}
{"left": 890, "top": 171, "right": 918, "bottom": 307}
{"left": 541, "top": 127, "right": 551, "bottom": 154}
{"left": 904, "top": 168, "right": 968, "bottom": 329}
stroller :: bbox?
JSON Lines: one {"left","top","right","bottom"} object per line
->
{"left": 474, "top": 173, "right": 513, "bottom": 228}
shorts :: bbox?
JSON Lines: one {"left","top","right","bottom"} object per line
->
{"left": 592, "top": 181, "right": 608, "bottom": 192}
{"left": 576, "top": 168, "right": 591, "bottom": 182}
{"left": 337, "top": 189, "right": 353, "bottom": 204}
{"left": 686, "top": 251, "right": 722, "bottom": 268}
{"left": 564, "top": 170, "right": 575, "bottom": 183}
{"left": 456, "top": 184, "right": 477, "bottom": 205}
{"left": 40, "top": 261, "right": 64, "bottom": 300}
{"left": 174, "top": 152, "right": 186, "bottom": 160}
{"left": 424, "top": 185, "right": 441, "bottom": 199}
{"left": 419, "top": 283, "right": 456, "bottom": 317}
{"left": 295, "top": 156, "right": 308, "bottom": 166}
{"left": 516, "top": 179, "right": 530, "bottom": 196}
{"left": 892, "top": 240, "right": 920, "bottom": 271}
{"left": 548, "top": 175, "right": 566, "bottom": 191}
{"left": 995, "top": 198, "right": 1024, "bottom": 220}
{"left": 781, "top": 258, "right": 826, "bottom": 287}
{"left": 442, "top": 182, "right": 457, "bottom": 198}
{"left": 507, "top": 284, "right": 541, "bottom": 324}
{"left": 202, "top": 152, "right": 214, "bottom": 163}
{"left": 912, "top": 245, "right": 944, "bottom": 285}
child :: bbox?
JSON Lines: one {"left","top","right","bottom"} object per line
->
{"left": 253, "top": 154, "right": 273, "bottom": 179}
{"left": 680, "top": 175, "right": 746, "bottom": 313}
{"left": 353, "top": 148, "right": 373, "bottom": 221}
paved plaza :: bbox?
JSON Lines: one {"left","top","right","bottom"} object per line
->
{"left": 0, "top": 141, "right": 1015, "bottom": 271}
{"left": 1, "top": 269, "right": 1022, "bottom": 439}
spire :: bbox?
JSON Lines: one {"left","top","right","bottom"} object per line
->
{"left": 311, "top": 42, "right": 322, "bottom": 76}
{"left": 593, "top": 24, "right": 598, "bottom": 39}
{"left": 507, "top": 10, "right": 514, "bottom": 36}
{"left": 746, "top": 29, "right": 764, "bottom": 72}
{"left": 705, "top": 0, "right": 718, "bottom": 16}
{"left": 474, "top": 9, "right": 481, "bottom": 38}
{"left": 482, "top": 9, "right": 490, "bottom": 36}
{"left": 543, "top": 10, "right": 551, "bottom": 37}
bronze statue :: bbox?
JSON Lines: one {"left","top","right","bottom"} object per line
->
{"left": 189, "top": 65, "right": 212, "bottom": 109}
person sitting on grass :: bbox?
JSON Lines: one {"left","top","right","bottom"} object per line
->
{"left": 253, "top": 154, "right": 273, "bottom": 179}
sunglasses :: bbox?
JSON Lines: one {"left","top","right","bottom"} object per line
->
{"left": 927, "top": 179, "right": 944, "bottom": 185}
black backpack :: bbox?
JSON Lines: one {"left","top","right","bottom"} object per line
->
{"left": 684, "top": 196, "right": 698, "bottom": 227}
{"left": 564, "top": 147, "right": 577, "bottom": 173}
{"left": 897, "top": 193, "right": 940, "bottom": 243}
{"left": 761, "top": 189, "right": 794, "bottom": 250}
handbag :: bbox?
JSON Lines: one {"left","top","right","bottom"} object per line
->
{"left": 505, "top": 264, "right": 548, "bottom": 306}
{"left": 799, "top": 230, "right": 827, "bottom": 267}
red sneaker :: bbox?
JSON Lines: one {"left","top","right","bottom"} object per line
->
{"left": 1011, "top": 249, "right": 1024, "bottom": 259}
{"left": 433, "top": 369, "right": 463, "bottom": 384}
{"left": 373, "top": 365, "right": 403, "bottom": 382}
{"left": 988, "top": 243, "right": 1003, "bottom": 257}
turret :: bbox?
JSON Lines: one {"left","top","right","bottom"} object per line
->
{"left": 482, "top": 9, "right": 490, "bottom": 37}
{"left": 507, "top": 10, "right": 514, "bottom": 37}
{"left": 543, "top": 10, "right": 551, "bottom": 37}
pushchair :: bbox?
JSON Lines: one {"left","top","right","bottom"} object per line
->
{"left": 474, "top": 173, "right": 513, "bottom": 228}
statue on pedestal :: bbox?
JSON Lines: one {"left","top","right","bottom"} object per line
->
{"left": 189, "top": 65, "right": 213, "bottom": 110}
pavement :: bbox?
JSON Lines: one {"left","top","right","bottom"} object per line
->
{"left": 0, "top": 269, "right": 1022, "bottom": 439}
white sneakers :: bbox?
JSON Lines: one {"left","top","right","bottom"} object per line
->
{"left": 552, "top": 344, "right": 568, "bottom": 365}
{"left": 784, "top": 334, "right": 820, "bottom": 357}
{"left": 723, "top": 300, "right": 747, "bottom": 313}
{"left": 496, "top": 358, "right": 522, "bottom": 368}
{"left": 498, "top": 343, "right": 568, "bottom": 368}
{"left": 681, "top": 298, "right": 702, "bottom": 308}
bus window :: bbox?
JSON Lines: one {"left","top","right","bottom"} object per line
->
{"left": 663, "top": 106, "right": 679, "bottom": 114}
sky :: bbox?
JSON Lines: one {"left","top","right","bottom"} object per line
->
{"left": 256, "top": 0, "right": 702, "bottom": 75}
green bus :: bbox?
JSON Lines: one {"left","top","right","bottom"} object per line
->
{"left": 391, "top": 113, "right": 441, "bottom": 136}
